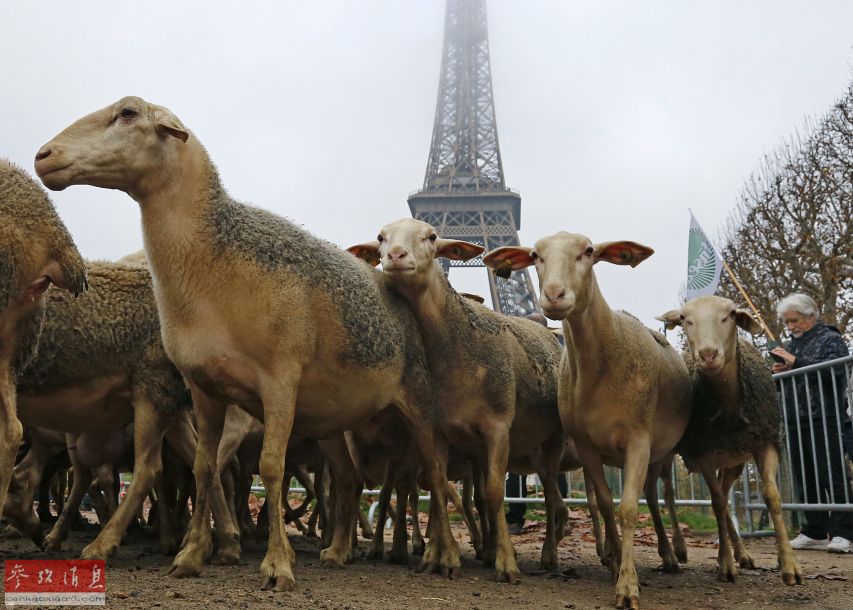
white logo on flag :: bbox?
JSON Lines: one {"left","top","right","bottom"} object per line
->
{"left": 684, "top": 211, "right": 722, "bottom": 302}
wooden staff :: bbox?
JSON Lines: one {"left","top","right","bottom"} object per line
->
{"left": 721, "top": 259, "right": 777, "bottom": 341}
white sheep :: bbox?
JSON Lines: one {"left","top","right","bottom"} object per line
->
{"left": 484, "top": 232, "right": 692, "bottom": 610}
{"left": 35, "top": 96, "right": 459, "bottom": 591}
{"left": 349, "top": 218, "right": 569, "bottom": 581}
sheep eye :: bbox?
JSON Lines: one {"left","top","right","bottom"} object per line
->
{"left": 120, "top": 107, "right": 138, "bottom": 119}
{"left": 585, "top": 246, "right": 594, "bottom": 256}
{"left": 530, "top": 251, "right": 538, "bottom": 260}
{"left": 376, "top": 235, "right": 384, "bottom": 243}
{"left": 429, "top": 233, "right": 437, "bottom": 242}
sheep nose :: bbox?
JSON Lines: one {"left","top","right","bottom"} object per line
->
{"left": 35, "top": 146, "right": 52, "bottom": 162}
{"left": 543, "top": 285, "right": 566, "bottom": 304}
{"left": 388, "top": 249, "right": 408, "bottom": 261}
{"left": 699, "top": 348, "right": 719, "bottom": 363}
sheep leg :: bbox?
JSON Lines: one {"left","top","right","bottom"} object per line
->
{"left": 719, "top": 465, "right": 753, "bottom": 569}
{"left": 234, "top": 461, "right": 256, "bottom": 539}
{"left": 479, "top": 425, "right": 518, "bottom": 584}
{"left": 699, "top": 462, "right": 737, "bottom": 583}
{"left": 612, "top": 439, "right": 651, "bottom": 610}
{"left": 389, "top": 469, "right": 413, "bottom": 565}
{"left": 754, "top": 445, "right": 803, "bottom": 586}
{"left": 81, "top": 400, "right": 165, "bottom": 560}
{"left": 538, "top": 431, "right": 570, "bottom": 571}
{"left": 152, "top": 473, "right": 182, "bottom": 555}
{"left": 583, "top": 468, "right": 606, "bottom": 564}
{"left": 89, "top": 479, "right": 112, "bottom": 529}
{"left": 473, "top": 462, "right": 491, "bottom": 563}
{"left": 52, "top": 470, "right": 67, "bottom": 518}
{"left": 660, "top": 458, "right": 687, "bottom": 563}
{"left": 458, "top": 473, "right": 482, "bottom": 558}
{"left": 409, "top": 486, "right": 425, "bottom": 555}
{"left": 4, "top": 436, "right": 53, "bottom": 547}
{"left": 317, "top": 433, "right": 359, "bottom": 568}
{"left": 306, "top": 466, "right": 327, "bottom": 539}
{"left": 219, "top": 460, "right": 239, "bottom": 537}
{"left": 411, "top": 426, "right": 461, "bottom": 579}
{"left": 289, "top": 464, "right": 316, "bottom": 523}
{"left": 168, "top": 388, "right": 226, "bottom": 578}
{"left": 0, "top": 373, "right": 24, "bottom": 523}
{"left": 367, "top": 462, "right": 395, "bottom": 560}
{"left": 95, "top": 464, "right": 118, "bottom": 519}
{"left": 577, "top": 451, "right": 621, "bottom": 578}
{"left": 44, "top": 436, "right": 94, "bottom": 551}
{"left": 254, "top": 382, "right": 301, "bottom": 591}
{"left": 644, "top": 459, "right": 680, "bottom": 573}
{"left": 166, "top": 406, "right": 241, "bottom": 566}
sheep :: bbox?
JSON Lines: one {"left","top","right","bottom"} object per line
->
{"left": 3, "top": 260, "right": 223, "bottom": 560}
{"left": 0, "top": 159, "right": 86, "bottom": 526}
{"left": 483, "top": 233, "right": 692, "bottom": 610}
{"left": 348, "top": 218, "right": 569, "bottom": 582}
{"left": 34, "top": 95, "right": 459, "bottom": 591}
{"left": 656, "top": 295, "right": 803, "bottom": 585}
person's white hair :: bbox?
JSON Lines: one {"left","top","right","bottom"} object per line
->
{"left": 776, "top": 293, "right": 819, "bottom": 319}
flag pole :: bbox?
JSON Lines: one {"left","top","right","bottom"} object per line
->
{"left": 720, "top": 259, "right": 777, "bottom": 341}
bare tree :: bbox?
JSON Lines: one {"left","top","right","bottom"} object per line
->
{"left": 719, "top": 81, "right": 853, "bottom": 343}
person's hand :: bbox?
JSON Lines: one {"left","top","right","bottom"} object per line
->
{"left": 771, "top": 347, "right": 795, "bottom": 371}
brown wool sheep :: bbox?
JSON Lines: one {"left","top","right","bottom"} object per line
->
{"left": 4, "top": 261, "right": 211, "bottom": 561}
{"left": 0, "top": 159, "right": 86, "bottom": 522}
{"left": 657, "top": 295, "right": 803, "bottom": 586}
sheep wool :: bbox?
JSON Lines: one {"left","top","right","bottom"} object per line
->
{"left": 679, "top": 339, "right": 782, "bottom": 460}
{"left": 17, "top": 262, "right": 190, "bottom": 417}
{"left": 203, "top": 169, "right": 404, "bottom": 369}
{"left": 0, "top": 159, "right": 86, "bottom": 379}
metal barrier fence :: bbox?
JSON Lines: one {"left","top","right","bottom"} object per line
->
{"left": 265, "top": 355, "right": 853, "bottom": 534}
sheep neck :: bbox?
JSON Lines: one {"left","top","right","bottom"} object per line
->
{"left": 698, "top": 349, "right": 741, "bottom": 415}
{"left": 560, "top": 272, "right": 616, "bottom": 371}
{"left": 395, "top": 264, "right": 493, "bottom": 384}
{"left": 135, "top": 138, "right": 215, "bottom": 311}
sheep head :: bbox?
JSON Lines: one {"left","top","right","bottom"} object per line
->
{"left": 656, "top": 295, "right": 762, "bottom": 374}
{"left": 34, "top": 96, "right": 189, "bottom": 200}
{"left": 348, "top": 218, "right": 483, "bottom": 293}
{"left": 483, "top": 232, "right": 653, "bottom": 321}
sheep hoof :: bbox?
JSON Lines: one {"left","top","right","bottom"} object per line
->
{"left": 615, "top": 593, "right": 640, "bottom": 609}
{"left": 782, "top": 570, "right": 803, "bottom": 586}
{"left": 167, "top": 563, "right": 201, "bottom": 579}
{"left": 261, "top": 575, "right": 295, "bottom": 592}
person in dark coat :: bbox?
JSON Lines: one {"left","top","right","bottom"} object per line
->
{"left": 771, "top": 293, "right": 852, "bottom": 554}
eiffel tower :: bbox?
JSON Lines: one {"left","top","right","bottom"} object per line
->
{"left": 407, "top": 0, "right": 539, "bottom": 317}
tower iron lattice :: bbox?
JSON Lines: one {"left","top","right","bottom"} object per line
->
{"left": 407, "top": 0, "right": 539, "bottom": 318}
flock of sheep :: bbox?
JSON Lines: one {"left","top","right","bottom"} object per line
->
{"left": 0, "top": 95, "right": 803, "bottom": 609}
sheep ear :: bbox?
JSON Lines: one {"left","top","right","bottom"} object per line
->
{"left": 655, "top": 309, "right": 684, "bottom": 331}
{"left": 460, "top": 292, "right": 485, "bottom": 304}
{"left": 482, "top": 246, "right": 535, "bottom": 279}
{"left": 733, "top": 308, "right": 763, "bottom": 335}
{"left": 594, "top": 241, "right": 654, "bottom": 267}
{"left": 435, "top": 238, "right": 484, "bottom": 262}
{"left": 347, "top": 241, "right": 381, "bottom": 267}
{"left": 153, "top": 108, "right": 189, "bottom": 143}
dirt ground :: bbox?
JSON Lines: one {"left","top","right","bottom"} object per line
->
{"left": 1, "top": 507, "right": 850, "bottom": 610}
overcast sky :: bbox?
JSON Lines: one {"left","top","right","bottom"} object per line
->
{"left": 2, "top": 1, "right": 851, "bottom": 328}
